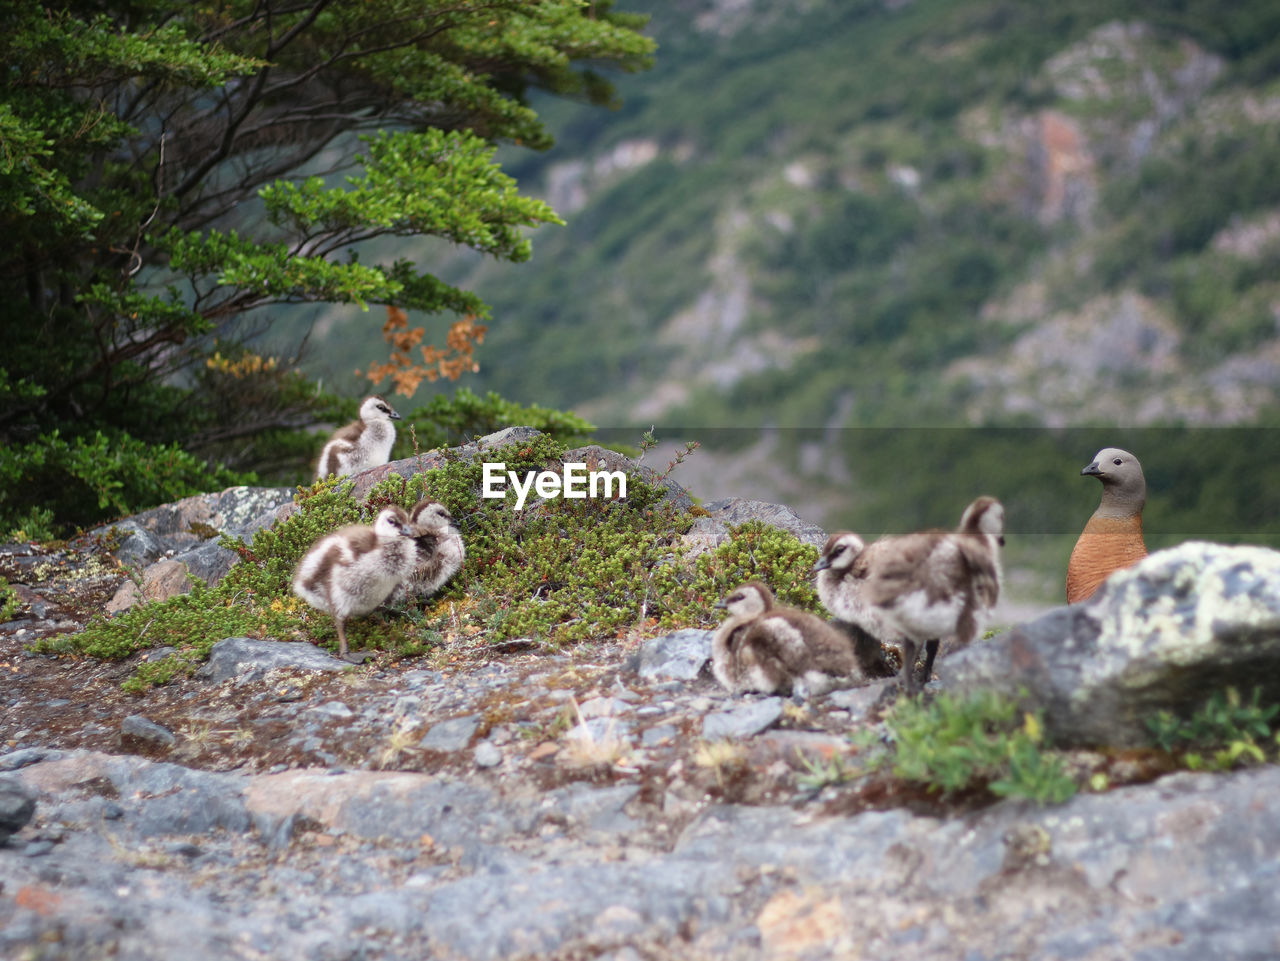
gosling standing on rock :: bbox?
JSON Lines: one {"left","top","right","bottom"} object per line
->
{"left": 816, "top": 497, "right": 1004, "bottom": 694}
{"left": 397, "top": 498, "right": 466, "bottom": 602}
{"left": 1066, "top": 448, "right": 1147, "bottom": 604}
{"left": 712, "top": 581, "right": 860, "bottom": 699}
{"left": 292, "top": 505, "right": 417, "bottom": 658}
{"left": 316, "top": 395, "right": 402, "bottom": 480}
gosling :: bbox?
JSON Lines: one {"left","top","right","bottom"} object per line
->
{"left": 712, "top": 581, "right": 860, "bottom": 699}
{"left": 394, "top": 498, "right": 466, "bottom": 603}
{"left": 815, "top": 497, "right": 1004, "bottom": 694}
{"left": 316, "top": 395, "right": 402, "bottom": 480}
{"left": 814, "top": 531, "right": 908, "bottom": 680}
{"left": 292, "top": 505, "right": 417, "bottom": 658}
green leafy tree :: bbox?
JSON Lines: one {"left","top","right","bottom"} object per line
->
{"left": 0, "top": 0, "right": 652, "bottom": 455}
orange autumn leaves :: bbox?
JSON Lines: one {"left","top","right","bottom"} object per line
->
{"left": 358, "top": 306, "right": 488, "bottom": 396}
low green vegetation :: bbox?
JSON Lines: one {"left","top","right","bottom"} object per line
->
{"left": 0, "top": 431, "right": 251, "bottom": 541}
{"left": 1147, "top": 686, "right": 1280, "bottom": 771}
{"left": 34, "top": 434, "right": 824, "bottom": 689}
{"left": 858, "top": 689, "right": 1079, "bottom": 805}
{"left": 0, "top": 578, "right": 20, "bottom": 623}
{"left": 395, "top": 388, "right": 596, "bottom": 455}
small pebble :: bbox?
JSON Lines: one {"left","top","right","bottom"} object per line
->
{"left": 474, "top": 742, "right": 503, "bottom": 768}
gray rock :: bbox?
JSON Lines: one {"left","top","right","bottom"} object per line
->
{"left": 939, "top": 542, "right": 1280, "bottom": 747}
{"left": 196, "top": 637, "right": 351, "bottom": 684}
{"left": 420, "top": 715, "right": 480, "bottom": 752}
{"left": 0, "top": 747, "right": 63, "bottom": 771}
{"left": 561, "top": 444, "right": 694, "bottom": 509}
{"left": 565, "top": 716, "right": 631, "bottom": 744}
{"left": 547, "top": 783, "right": 643, "bottom": 839}
{"left": 632, "top": 629, "right": 713, "bottom": 681}
{"left": 576, "top": 696, "right": 632, "bottom": 719}
{"left": 171, "top": 540, "right": 239, "bottom": 587}
{"left": 121, "top": 715, "right": 177, "bottom": 749}
{"left": 474, "top": 741, "right": 503, "bottom": 768}
{"left": 112, "top": 524, "right": 166, "bottom": 567}
{"left": 693, "top": 497, "right": 828, "bottom": 550}
{"left": 305, "top": 701, "right": 354, "bottom": 720}
{"left": 827, "top": 681, "right": 894, "bottom": 718}
{"left": 641, "top": 724, "right": 678, "bottom": 747}
{"left": 344, "top": 427, "right": 545, "bottom": 503}
{"left": 81, "top": 486, "right": 294, "bottom": 593}
{"left": 0, "top": 775, "right": 36, "bottom": 843}
{"left": 701, "top": 697, "right": 784, "bottom": 739}
{"left": 6, "top": 750, "right": 1280, "bottom": 961}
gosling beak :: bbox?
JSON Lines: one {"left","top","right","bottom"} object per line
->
{"left": 812, "top": 557, "right": 831, "bottom": 573}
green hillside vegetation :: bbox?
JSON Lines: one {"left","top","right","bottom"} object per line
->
{"left": 293, "top": 0, "right": 1279, "bottom": 585}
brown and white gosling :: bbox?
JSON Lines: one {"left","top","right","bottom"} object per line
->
{"left": 291, "top": 505, "right": 417, "bottom": 658}
{"left": 394, "top": 498, "right": 466, "bottom": 603}
{"left": 712, "top": 581, "right": 860, "bottom": 699}
{"left": 814, "top": 497, "right": 1004, "bottom": 694}
{"left": 316, "top": 395, "right": 402, "bottom": 480}
{"left": 813, "top": 531, "right": 908, "bottom": 681}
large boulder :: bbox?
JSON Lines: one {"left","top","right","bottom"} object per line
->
{"left": 940, "top": 541, "right": 1280, "bottom": 747}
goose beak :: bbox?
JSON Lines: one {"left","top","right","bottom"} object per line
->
{"left": 1081, "top": 461, "right": 1102, "bottom": 477}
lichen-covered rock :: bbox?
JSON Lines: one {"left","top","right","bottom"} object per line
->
{"left": 88, "top": 485, "right": 295, "bottom": 609}
{"left": 939, "top": 541, "right": 1280, "bottom": 747}
{"left": 682, "top": 498, "right": 827, "bottom": 557}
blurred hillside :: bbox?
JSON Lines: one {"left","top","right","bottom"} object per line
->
{"left": 274, "top": 0, "right": 1280, "bottom": 599}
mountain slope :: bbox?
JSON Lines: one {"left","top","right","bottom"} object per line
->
{"left": 296, "top": 0, "right": 1280, "bottom": 596}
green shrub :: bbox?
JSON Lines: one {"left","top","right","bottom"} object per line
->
{"left": 859, "top": 689, "right": 1078, "bottom": 805}
{"left": 0, "top": 429, "right": 252, "bottom": 539}
{"left": 397, "top": 387, "right": 596, "bottom": 455}
{"left": 1146, "top": 687, "right": 1280, "bottom": 771}
{"left": 0, "top": 578, "right": 20, "bottom": 622}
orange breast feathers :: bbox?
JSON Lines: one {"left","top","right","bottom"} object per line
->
{"left": 1066, "top": 514, "right": 1147, "bottom": 604}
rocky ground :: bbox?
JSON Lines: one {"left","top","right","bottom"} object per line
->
{"left": 3, "top": 456, "right": 1280, "bottom": 960}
